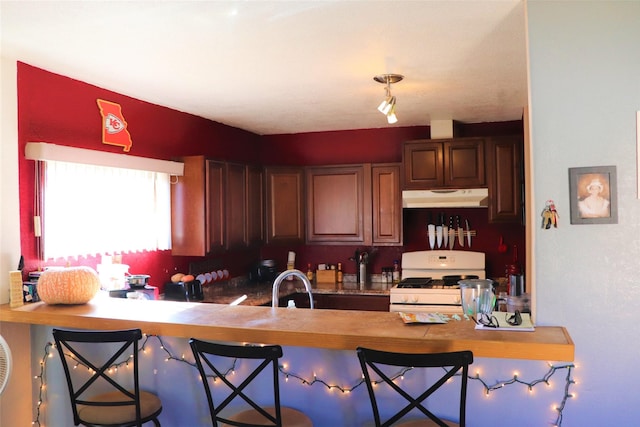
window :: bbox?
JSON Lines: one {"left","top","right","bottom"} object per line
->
{"left": 42, "top": 160, "right": 172, "bottom": 259}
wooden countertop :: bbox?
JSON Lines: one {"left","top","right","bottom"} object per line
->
{"left": 0, "top": 294, "right": 574, "bottom": 361}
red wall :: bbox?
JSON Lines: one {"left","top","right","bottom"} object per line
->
{"left": 17, "top": 62, "right": 525, "bottom": 291}
{"left": 259, "top": 124, "right": 525, "bottom": 279}
{"left": 17, "top": 62, "right": 262, "bottom": 289}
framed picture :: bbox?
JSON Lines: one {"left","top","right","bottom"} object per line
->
{"left": 569, "top": 166, "right": 618, "bottom": 224}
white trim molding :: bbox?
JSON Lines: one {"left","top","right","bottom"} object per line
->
{"left": 25, "top": 142, "right": 184, "bottom": 176}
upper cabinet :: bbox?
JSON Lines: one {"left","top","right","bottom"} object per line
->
{"left": 171, "top": 156, "right": 220, "bottom": 256}
{"left": 171, "top": 156, "right": 263, "bottom": 256}
{"left": 305, "top": 163, "right": 402, "bottom": 245}
{"left": 306, "top": 164, "right": 371, "bottom": 244}
{"left": 246, "top": 165, "right": 265, "bottom": 246}
{"left": 486, "top": 136, "right": 524, "bottom": 223}
{"left": 264, "top": 166, "right": 305, "bottom": 244}
{"left": 225, "top": 162, "right": 248, "bottom": 250}
{"left": 372, "top": 164, "right": 402, "bottom": 245}
{"left": 403, "top": 138, "right": 485, "bottom": 189}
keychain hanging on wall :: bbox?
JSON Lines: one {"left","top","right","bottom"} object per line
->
{"left": 541, "top": 200, "right": 559, "bottom": 229}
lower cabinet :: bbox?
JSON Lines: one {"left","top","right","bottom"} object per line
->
{"left": 284, "top": 293, "right": 390, "bottom": 312}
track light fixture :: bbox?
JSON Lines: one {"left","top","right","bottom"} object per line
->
{"left": 374, "top": 74, "right": 403, "bottom": 124}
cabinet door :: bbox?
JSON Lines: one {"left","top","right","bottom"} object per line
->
{"left": 372, "top": 164, "right": 402, "bottom": 245}
{"left": 306, "top": 165, "right": 372, "bottom": 244}
{"left": 444, "top": 138, "right": 485, "bottom": 187}
{"left": 403, "top": 140, "right": 443, "bottom": 189}
{"left": 265, "top": 167, "right": 304, "bottom": 244}
{"left": 206, "top": 161, "right": 226, "bottom": 252}
{"left": 225, "top": 163, "right": 247, "bottom": 249}
{"left": 486, "top": 136, "right": 523, "bottom": 223}
{"left": 171, "top": 156, "right": 207, "bottom": 256}
{"left": 246, "top": 165, "right": 264, "bottom": 246}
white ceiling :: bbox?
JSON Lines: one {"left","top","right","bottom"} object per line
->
{"left": 1, "top": 1, "right": 528, "bottom": 135}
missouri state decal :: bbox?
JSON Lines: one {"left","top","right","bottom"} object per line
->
{"left": 96, "top": 99, "right": 133, "bottom": 152}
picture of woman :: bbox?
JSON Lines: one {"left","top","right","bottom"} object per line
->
{"left": 569, "top": 166, "right": 617, "bottom": 225}
{"left": 577, "top": 175, "right": 610, "bottom": 218}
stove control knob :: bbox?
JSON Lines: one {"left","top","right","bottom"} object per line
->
{"left": 401, "top": 295, "right": 408, "bottom": 303}
{"left": 410, "top": 295, "right": 419, "bottom": 303}
{"left": 454, "top": 296, "right": 461, "bottom": 304}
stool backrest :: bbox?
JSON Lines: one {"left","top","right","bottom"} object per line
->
{"left": 357, "top": 347, "right": 473, "bottom": 427}
{"left": 189, "top": 339, "right": 284, "bottom": 427}
{"left": 52, "top": 328, "right": 145, "bottom": 426}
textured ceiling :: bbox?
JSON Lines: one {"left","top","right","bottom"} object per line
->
{"left": 1, "top": 1, "right": 528, "bottom": 135}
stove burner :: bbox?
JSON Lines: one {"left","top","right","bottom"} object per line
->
{"left": 397, "top": 278, "right": 432, "bottom": 288}
{"left": 442, "top": 274, "right": 479, "bottom": 287}
{"left": 397, "top": 278, "right": 460, "bottom": 289}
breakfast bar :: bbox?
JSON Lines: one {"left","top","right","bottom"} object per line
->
{"left": 1, "top": 295, "right": 574, "bottom": 426}
{"left": 0, "top": 296, "right": 573, "bottom": 361}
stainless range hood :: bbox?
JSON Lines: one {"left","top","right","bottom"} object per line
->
{"left": 402, "top": 188, "right": 489, "bottom": 208}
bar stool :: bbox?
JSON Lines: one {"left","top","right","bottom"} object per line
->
{"left": 189, "top": 338, "right": 313, "bottom": 427}
{"left": 53, "top": 328, "right": 163, "bottom": 426}
{"left": 357, "top": 347, "right": 473, "bottom": 427}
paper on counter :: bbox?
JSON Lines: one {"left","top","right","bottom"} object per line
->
{"left": 399, "top": 312, "right": 449, "bottom": 324}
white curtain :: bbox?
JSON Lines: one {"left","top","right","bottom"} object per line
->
{"left": 43, "top": 160, "right": 171, "bottom": 260}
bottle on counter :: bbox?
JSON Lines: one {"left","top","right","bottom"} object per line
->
{"left": 392, "top": 260, "right": 400, "bottom": 285}
{"left": 337, "top": 263, "right": 343, "bottom": 284}
{"left": 306, "top": 263, "right": 314, "bottom": 281}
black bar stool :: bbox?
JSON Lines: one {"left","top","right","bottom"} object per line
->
{"left": 189, "top": 338, "right": 313, "bottom": 427}
{"left": 53, "top": 328, "right": 163, "bottom": 426}
{"left": 357, "top": 347, "right": 473, "bottom": 427}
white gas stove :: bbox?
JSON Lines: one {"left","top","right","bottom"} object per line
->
{"left": 389, "top": 250, "right": 486, "bottom": 314}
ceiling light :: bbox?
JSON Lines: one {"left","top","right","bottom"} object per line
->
{"left": 374, "top": 74, "right": 403, "bottom": 124}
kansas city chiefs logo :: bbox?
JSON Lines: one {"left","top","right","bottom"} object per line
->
{"left": 105, "top": 113, "right": 125, "bottom": 134}
{"left": 97, "top": 99, "right": 133, "bottom": 152}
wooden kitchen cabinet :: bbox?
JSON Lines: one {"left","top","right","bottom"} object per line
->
{"left": 225, "top": 162, "right": 248, "bottom": 249}
{"left": 305, "top": 164, "right": 372, "bottom": 244}
{"left": 171, "top": 156, "right": 222, "bottom": 255}
{"left": 486, "top": 136, "right": 524, "bottom": 223}
{"left": 265, "top": 166, "right": 305, "bottom": 244}
{"left": 403, "top": 138, "right": 485, "bottom": 189}
{"left": 286, "top": 293, "right": 390, "bottom": 312}
{"left": 171, "top": 156, "right": 261, "bottom": 255}
{"left": 305, "top": 163, "right": 401, "bottom": 245}
{"left": 246, "top": 165, "right": 264, "bottom": 246}
{"left": 372, "top": 164, "right": 402, "bottom": 245}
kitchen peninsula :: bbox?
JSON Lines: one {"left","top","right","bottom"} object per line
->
{"left": 1, "top": 296, "right": 573, "bottom": 361}
{"left": 1, "top": 295, "right": 574, "bottom": 425}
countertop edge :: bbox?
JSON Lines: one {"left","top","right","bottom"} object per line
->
{"left": 0, "top": 299, "right": 574, "bottom": 362}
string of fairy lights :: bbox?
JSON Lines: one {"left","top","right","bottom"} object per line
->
{"left": 32, "top": 334, "right": 575, "bottom": 427}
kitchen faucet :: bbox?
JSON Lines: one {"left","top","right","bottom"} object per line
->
{"left": 271, "top": 269, "right": 314, "bottom": 309}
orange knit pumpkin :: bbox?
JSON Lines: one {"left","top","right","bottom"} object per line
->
{"left": 38, "top": 266, "right": 101, "bottom": 304}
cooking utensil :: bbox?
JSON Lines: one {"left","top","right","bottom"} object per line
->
{"left": 456, "top": 215, "right": 464, "bottom": 247}
{"left": 465, "top": 219, "right": 472, "bottom": 247}
{"left": 448, "top": 216, "right": 455, "bottom": 250}
{"left": 427, "top": 212, "right": 435, "bottom": 249}
{"left": 127, "top": 274, "right": 150, "bottom": 289}
{"left": 442, "top": 212, "right": 449, "bottom": 249}
{"left": 498, "top": 235, "right": 508, "bottom": 253}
